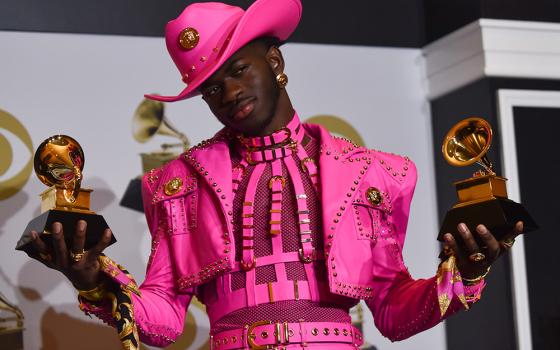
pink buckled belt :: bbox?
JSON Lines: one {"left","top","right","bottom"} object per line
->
{"left": 210, "top": 321, "right": 363, "bottom": 350}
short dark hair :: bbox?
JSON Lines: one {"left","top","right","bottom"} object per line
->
{"left": 251, "top": 36, "right": 282, "bottom": 50}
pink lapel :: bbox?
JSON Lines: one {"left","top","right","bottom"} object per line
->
{"left": 303, "top": 124, "right": 371, "bottom": 243}
{"left": 183, "top": 130, "right": 234, "bottom": 228}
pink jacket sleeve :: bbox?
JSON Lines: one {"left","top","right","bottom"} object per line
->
{"left": 365, "top": 160, "right": 484, "bottom": 342}
{"left": 80, "top": 170, "right": 193, "bottom": 347}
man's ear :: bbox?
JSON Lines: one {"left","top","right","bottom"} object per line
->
{"left": 266, "top": 46, "right": 285, "bottom": 75}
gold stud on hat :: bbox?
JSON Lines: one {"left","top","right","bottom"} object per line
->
{"left": 178, "top": 27, "right": 200, "bottom": 50}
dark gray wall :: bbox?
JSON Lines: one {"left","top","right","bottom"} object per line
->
{"left": 424, "top": 0, "right": 560, "bottom": 42}
{"left": 0, "top": 0, "right": 426, "bottom": 47}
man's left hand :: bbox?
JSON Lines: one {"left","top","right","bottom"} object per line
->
{"left": 443, "top": 221, "right": 523, "bottom": 280}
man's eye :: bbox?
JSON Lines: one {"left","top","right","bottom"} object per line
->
{"left": 205, "top": 86, "right": 221, "bottom": 97}
{"left": 233, "top": 65, "right": 248, "bottom": 76}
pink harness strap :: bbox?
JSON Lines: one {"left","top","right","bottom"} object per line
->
{"left": 240, "top": 162, "right": 265, "bottom": 307}
{"left": 283, "top": 155, "right": 314, "bottom": 263}
{"left": 232, "top": 162, "right": 246, "bottom": 193}
{"left": 269, "top": 159, "right": 289, "bottom": 285}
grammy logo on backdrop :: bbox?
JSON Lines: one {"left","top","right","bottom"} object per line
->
{"left": 437, "top": 117, "right": 538, "bottom": 244}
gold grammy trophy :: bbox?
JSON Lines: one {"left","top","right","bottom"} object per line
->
{"left": 133, "top": 98, "right": 190, "bottom": 173}
{"left": 16, "top": 135, "right": 116, "bottom": 256}
{"left": 120, "top": 98, "right": 191, "bottom": 212}
{"left": 437, "top": 117, "right": 538, "bottom": 244}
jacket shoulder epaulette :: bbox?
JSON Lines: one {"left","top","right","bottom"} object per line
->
{"left": 143, "top": 156, "right": 198, "bottom": 205}
{"left": 327, "top": 134, "right": 415, "bottom": 184}
{"left": 183, "top": 128, "right": 231, "bottom": 159}
{"left": 367, "top": 149, "right": 415, "bottom": 185}
{"left": 326, "top": 135, "right": 369, "bottom": 159}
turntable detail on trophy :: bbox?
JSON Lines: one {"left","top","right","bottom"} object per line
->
{"left": 437, "top": 117, "right": 538, "bottom": 244}
{"left": 15, "top": 135, "right": 116, "bottom": 256}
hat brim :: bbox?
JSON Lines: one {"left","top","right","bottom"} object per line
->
{"left": 145, "top": 0, "right": 302, "bottom": 103}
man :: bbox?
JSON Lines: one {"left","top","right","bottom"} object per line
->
{"left": 27, "top": 0, "right": 522, "bottom": 349}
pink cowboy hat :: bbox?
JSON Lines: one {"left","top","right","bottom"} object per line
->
{"left": 145, "top": 0, "right": 302, "bottom": 102}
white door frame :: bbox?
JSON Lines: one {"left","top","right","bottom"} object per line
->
{"left": 497, "top": 89, "right": 560, "bottom": 350}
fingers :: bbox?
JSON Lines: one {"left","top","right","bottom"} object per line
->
{"left": 52, "top": 222, "right": 69, "bottom": 267}
{"left": 30, "top": 231, "right": 54, "bottom": 267}
{"left": 457, "top": 223, "right": 480, "bottom": 256}
{"left": 72, "top": 220, "right": 87, "bottom": 255}
{"left": 443, "top": 233, "right": 458, "bottom": 255}
{"left": 514, "top": 221, "right": 524, "bottom": 236}
{"left": 87, "top": 228, "right": 112, "bottom": 260}
{"left": 499, "top": 221, "right": 524, "bottom": 252}
{"left": 475, "top": 224, "right": 500, "bottom": 261}
{"left": 30, "top": 230, "right": 49, "bottom": 256}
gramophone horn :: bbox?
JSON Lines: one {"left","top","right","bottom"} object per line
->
{"left": 132, "top": 99, "right": 189, "bottom": 148}
{"left": 442, "top": 117, "right": 494, "bottom": 174}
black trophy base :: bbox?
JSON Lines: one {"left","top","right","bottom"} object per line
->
{"left": 119, "top": 177, "right": 144, "bottom": 213}
{"left": 438, "top": 198, "right": 538, "bottom": 244}
{"left": 16, "top": 209, "right": 117, "bottom": 257}
{"left": 0, "top": 328, "right": 24, "bottom": 350}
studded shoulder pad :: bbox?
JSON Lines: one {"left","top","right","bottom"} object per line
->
{"left": 147, "top": 157, "right": 198, "bottom": 204}
{"left": 368, "top": 150, "right": 415, "bottom": 184}
{"left": 184, "top": 128, "right": 231, "bottom": 158}
{"left": 324, "top": 135, "right": 368, "bottom": 160}
{"left": 143, "top": 166, "right": 164, "bottom": 196}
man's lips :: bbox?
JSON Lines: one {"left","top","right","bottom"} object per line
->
{"left": 231, "top": 98, "right": 256, "bottom": 121}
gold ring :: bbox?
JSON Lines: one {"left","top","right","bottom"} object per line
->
{"left": 70, "top": 249, "right": 86, "bottom": 263}
{"left": 469, "top": 252, "right": 486, "bottom": 262}
{"left": 39, "top": 252, "right": 52, "bottom": 261}
{"left": 501, "top": 238, "right": 515, "bottom": 250}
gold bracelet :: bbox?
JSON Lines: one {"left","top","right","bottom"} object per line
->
{"left": 462, "top": 266, "right": 491, "bottom": 286}
{"left": 77, "top": 282, "right": 108, "bottom": 302}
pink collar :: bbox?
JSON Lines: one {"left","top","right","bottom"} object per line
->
{"left": 236, "top": 112, "right": 304, "bottom": 164}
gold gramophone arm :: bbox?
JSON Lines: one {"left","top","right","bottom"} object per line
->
{"left": 133, "top": 99, "right": 190, "bottom": 151}
{"left": 0, "top": 292, "right": 24, "bottom": 327}
{"left": 63, "top": 165, "right": 82, "bottom": 203}
{"left": 476, "top": 155, "right": 495, "bottom": 176}
{"left": 178, "top": 132, "right": 190, "bottom": 150}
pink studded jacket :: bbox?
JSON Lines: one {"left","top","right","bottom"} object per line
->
{"left": 81, "top": 121, "right": 483, "bottom": 347}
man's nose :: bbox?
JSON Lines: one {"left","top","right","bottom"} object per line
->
{"left": 221, "top": 79, "right": 243, "bottom": 105}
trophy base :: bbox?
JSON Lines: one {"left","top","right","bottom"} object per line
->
{"left": 119, "top": 177, "right": 144, "bottom": 213}
{"left": 438, "top": 197, "right": 538, "bottom": 244}
{"left": 0, "top": 328, "right": 24, "bottom": 350}
{"left": 15, "top": 209, "right": 117, "bottom": 256}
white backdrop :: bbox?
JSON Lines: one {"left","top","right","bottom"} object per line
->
{"left": 0, "top": 31, "right": 445, "bottom": 350}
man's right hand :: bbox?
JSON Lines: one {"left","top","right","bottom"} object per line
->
{"left": 29, "top": 220, "right": 113, "bottom": 290}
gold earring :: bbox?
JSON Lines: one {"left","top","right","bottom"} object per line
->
{"left": 276, "top": 73, "right": 288, "bottom": 88}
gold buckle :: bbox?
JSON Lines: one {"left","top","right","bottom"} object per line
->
{"left": 246, "top": 152, "right": 257, "bottom": 166}
{"left": 247, "top": 321, "right": 289, "bottom": 350}
{"left": 298, "top": 248, "right": 316, "bottom": 263}
{"left": 300, "top": 157, "right": 315, "bottom": 172}
{"left": 268, "top": 176, "right": 286, "bottom": 189}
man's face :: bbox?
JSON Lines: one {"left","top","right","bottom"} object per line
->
{"left": 199, "top": 40, "right": 281, "bottom": 136}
